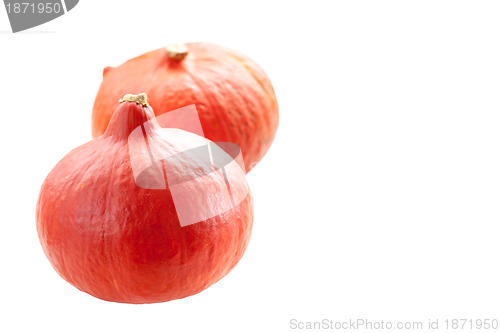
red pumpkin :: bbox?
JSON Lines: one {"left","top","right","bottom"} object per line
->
{"left": 92, "top": 42, "right": 279, "bottom": 172}
{"left": 37, "top": 94, "right": 253, "bottom": 304}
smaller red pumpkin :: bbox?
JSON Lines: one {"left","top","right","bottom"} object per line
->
{"left": 37, "top": 93, "right": 253, "bottom": 303}
{"left": 92, "top": 42, "right": 279, "bottom": 172}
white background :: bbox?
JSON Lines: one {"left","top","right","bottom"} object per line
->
{"left": 1, "top": 1, "right": 500, "bottom": 332}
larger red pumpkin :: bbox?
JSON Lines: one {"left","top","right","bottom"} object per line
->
{"left": 92, "top": 42, "right": 279, "bottom": 172}
{"left": 37, "top": 94, "right": 253, "bottom": 304}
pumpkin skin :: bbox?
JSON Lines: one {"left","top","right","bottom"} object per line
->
{"left": 37, "top": 95, "right": 253, "bottom": 304}
{"left": 91, "top": 42, "right": 279, "bottom": 172}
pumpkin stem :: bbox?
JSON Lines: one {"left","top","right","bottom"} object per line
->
{"left": 105, "top": 93, "right": 157, "bottom": 140}
{"left": 165, "top": 44, "right": 188, "bottom": 61}
{"left": 119, "top": 93, "right": 148, "bottom": 106}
